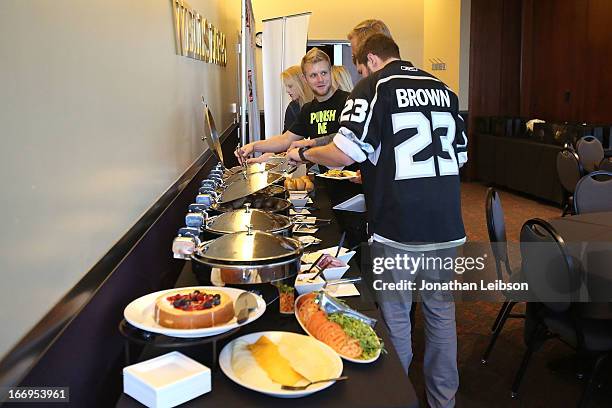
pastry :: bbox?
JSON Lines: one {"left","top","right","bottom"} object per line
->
{"left": 154, "top": 289, "right": 234, "bottom": 329}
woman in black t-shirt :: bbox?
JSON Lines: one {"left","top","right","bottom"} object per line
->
{"left": 281, "top": 65, "right": 313, "bottom": 132}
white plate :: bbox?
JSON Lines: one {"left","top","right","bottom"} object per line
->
{"left": 219, "top": 331, "right": 343, "bottom": 398}
{"left": 316, "top": 171, "right": 358, "bottom": 180}
{"left": 294, "top": 293, "right": 381, "bottom": 364}
{"left": 296, "top": 235, "right": 321, "bottom": 246}
{"left": 124, "top": 286, "right": 266, "bottom": 338}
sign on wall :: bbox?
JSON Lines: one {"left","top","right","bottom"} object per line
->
{"left": 171, "top": 0, "right": 227, "bottom": 66}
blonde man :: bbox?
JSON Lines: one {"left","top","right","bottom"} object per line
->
{"left": 347, "top": 19, "right": 392, "bottom": 58}
{"left": 235, "top": 48, "right": 349, "bottom": 163}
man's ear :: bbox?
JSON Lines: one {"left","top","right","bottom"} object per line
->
{"left": 367, "top": 53, "right": 377, "bottom": 69}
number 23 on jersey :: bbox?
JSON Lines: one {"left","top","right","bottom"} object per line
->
{"left": 392, "top": 111, "right": 458, "bottom": 180}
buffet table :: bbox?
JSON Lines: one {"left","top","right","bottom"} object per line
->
{"left": 116, "top": 178, "right": 419, "bottom": 408}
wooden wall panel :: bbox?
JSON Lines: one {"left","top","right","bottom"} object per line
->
{"left": 583, "top": 0, "right": 612, "bottom": 123}
{"left": 499, "top": 0, "right": 522, "bottom": 116}
{"left": 520, "top": 0, "right": 534, "bottom": 117}
{"left": 528, "top": 0, "right": 588, "bottom": 122}
{"left": 472, "top": 0, "right": 612, "bottom": 124}
{"left": 468, "top": 0, "right": 503, "bottom": 117}
{"left": 467, "top": 0, "right": 522, "bottom": 178}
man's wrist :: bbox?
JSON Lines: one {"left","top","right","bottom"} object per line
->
{"left": 251, "top": 141, "right": 259, "bottom": 153}
{"left": 298, "top": 146, "right": 311, "bottom": 162}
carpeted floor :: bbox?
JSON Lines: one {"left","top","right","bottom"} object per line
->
{"left": 407, "top": 182, "right": 612, "bottom": 408}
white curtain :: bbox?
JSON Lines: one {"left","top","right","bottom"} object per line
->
{"left": 240, "top": 0, "right": 260, "bottom": 143}
{"left": 262, "top": 13, "right": 310, "bottom": 138}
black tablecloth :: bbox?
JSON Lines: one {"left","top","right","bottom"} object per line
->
{"left": 117, "top": 178, "right": 419, "bottom": 408}
{"left": 548, "top": 212, "right": 612, "bottom": 317}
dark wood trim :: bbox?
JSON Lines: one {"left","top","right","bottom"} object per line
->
{"left": 520, "top": 0, "right": 534, "bottom": 117}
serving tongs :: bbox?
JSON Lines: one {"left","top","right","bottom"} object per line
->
{"left": 315, "top": 291, "right": 377, "bottom": 328}
{"left": 323, "top": 277, "right": 362, "bottom": 288}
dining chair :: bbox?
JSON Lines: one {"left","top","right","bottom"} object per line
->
{"left": 556, "top": 149, "right": 583, "bottom": 216}
{"left": 513, "top": 218, "right": 612, "bottom": 407}
{"left": 574, "top": 170, "right": 612, "bottom": 214}
{"left": 481, "top": 188, "right": 525, "bottom": 365}
{"left": 598, "top": 156, "right": 612, "bottom": 172}
{"left": 576, "top": 136, "right": 604, "bottom": 173}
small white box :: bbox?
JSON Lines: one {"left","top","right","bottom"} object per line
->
{"left": 294, "top": 272, "right": 326, "bottom": 295}
{"left": 322, "top": 265, "right": 350, "bottom": 281}
{"left": 123, "top": 351, "right": 211, "bottom": 408}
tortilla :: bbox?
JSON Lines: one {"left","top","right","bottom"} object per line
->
{"left": 247, "top": 336, "right": 305, "bottom": 386}
{"left": 277, "top": 333, "right": 336, "bottom": 382}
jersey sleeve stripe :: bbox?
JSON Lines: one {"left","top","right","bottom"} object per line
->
{"left": 458, "top": 151, "right": 468, "bottom": 167}
{"left": 334, "top": 128, "right": 372, "bottom": 163}
{"left": 456, "top": 131, "right": 468, "bottom": 148}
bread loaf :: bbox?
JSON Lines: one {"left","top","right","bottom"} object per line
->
{"left": 284, "top": 177, "right": 295, "bottom": 190}
{"left": 304, "top": 179, "right": 314, "bottom": 192}
{"left": 294, "top": 178, "right": 305, "bottom": 190}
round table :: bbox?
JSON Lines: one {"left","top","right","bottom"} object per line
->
{"left": 548, "top": 211, "right": 612, "bottom": 318}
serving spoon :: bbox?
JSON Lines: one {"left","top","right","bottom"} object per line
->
{"left": 281, "top": 376, "right": 348, "bottom": 391}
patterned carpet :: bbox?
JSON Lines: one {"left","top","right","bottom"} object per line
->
{"left": 407, "top": 182, "right": 612, "bottom": 408}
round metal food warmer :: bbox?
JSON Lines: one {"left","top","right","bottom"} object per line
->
{"left": 191, "top": 228, "right": 303, "bottom": 306}
{"left": 256, "top": 184, "right": 288, "bottom": 199}
{"left": 208, "top": 194, "right": 292, "bottom": 215}
{"left": 202, "top": 204, "right": 293, "bottom": 239}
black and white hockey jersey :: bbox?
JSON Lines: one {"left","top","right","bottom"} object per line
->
{"left": 333, "top": 60, "right": 468, "bottom": 248}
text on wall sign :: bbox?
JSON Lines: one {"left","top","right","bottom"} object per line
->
{"left": 171, "top": 0, "right": 227, "bottom": 66}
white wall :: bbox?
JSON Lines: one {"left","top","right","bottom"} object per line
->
{"left": 0, "top": 0, "right": 240, "bottom": 360}
{"left": 252, "top": 0, "right": 425, "bottom": 111}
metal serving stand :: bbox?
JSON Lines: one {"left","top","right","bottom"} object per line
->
{"left": 118, "top": 319, "right": 239, "bottom": 368}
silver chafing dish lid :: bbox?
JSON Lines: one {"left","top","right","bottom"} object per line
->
{"left": 194, "top": 230, "right": 302, "bottom": 266}
{"left": 224, "top": 162, "right": 272, "bottom": 180}
{"left": 218, "top": 171, "right": 285, "bottom": 203}
{"left": 206, "top": 207, "right": 292, "bottom": 235}
{"left": 202, "top": 103, "right": 225, "bottom": 166}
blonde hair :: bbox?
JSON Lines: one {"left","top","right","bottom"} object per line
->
{"left": 300, "top": 47, "right": 331, "bottom": 75}
{"left": 347, "top": 19, "right": 393, "bottom": 61}
{"left": 332, "top": 66, "right": 353, "bottom": 92}
{"left": 280, "top": 65, "right": 313, "bottom": 107}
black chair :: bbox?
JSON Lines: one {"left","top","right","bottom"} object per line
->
{"left": 597, "top": 156, "right": 612, "bottom": 172}
{"left": 576, "top": 136, "right": 604, "bottom": 173}
{"left": 556, "top": 149, "right": 583, "bottom": 216}
{"left": 512, "top": 218, "right": 612, "bottom": 407}
{"left": 481, "top": 188, "right": 524, "bottom": 364}
{"left": 574, "top": 170, "right": 612, "bottom": 214}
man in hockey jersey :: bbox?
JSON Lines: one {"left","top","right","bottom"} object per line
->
{"left": 287, "top": 34, "right": 468, "bottom": 408}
